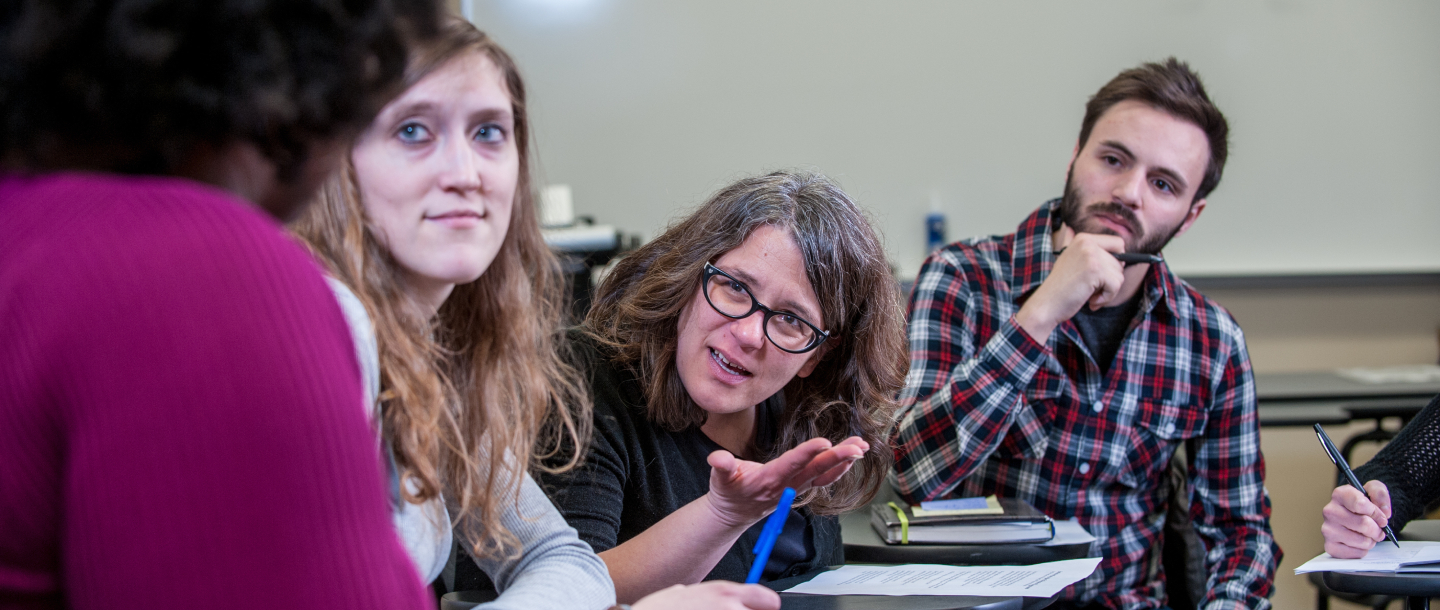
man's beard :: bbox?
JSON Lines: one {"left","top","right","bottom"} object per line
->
{"left": 1057, "top": 167, "right": 1185, "bottom": 256}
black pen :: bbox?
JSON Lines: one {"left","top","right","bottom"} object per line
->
{"left": 1313, "top": 423, "right": 1400, "bottom": 548}
{"left": 1052, "top": 249, "right": 1164, "bottom": 265}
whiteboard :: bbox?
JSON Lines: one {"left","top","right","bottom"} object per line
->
{"left": 467, "top": 0, "right": 1440, "bottom": 278}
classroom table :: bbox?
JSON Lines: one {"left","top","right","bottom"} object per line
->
{"left": 1315, "top": 520, "right": 1440, "bottom": 610}
{"left": 1255, "top": 371, "right": 1440, "bottom": 428}
{"left": 439, "top": 590, "right": 496, "bottom": 610}
{"left": 437, "top": 570, "right": 1044, "bottom": 610}
{"left": 1320, "top": 572, "right": 1439, "bottom": 610}
{"left": 764, "top": 567, "right": 1047, "bottom": 610}
{"left": 841, "top": 487, "right": 1093, "bottom": 566}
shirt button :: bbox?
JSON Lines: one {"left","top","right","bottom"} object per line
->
{"left": 1078, "top": 462, "right": 1091, "bottom": 475}
{"left": 1165, "top": 423, "right": 1176, "bottom": 435}
{"left": 1092, "top": 403, "right": 1103, "bottom": 413}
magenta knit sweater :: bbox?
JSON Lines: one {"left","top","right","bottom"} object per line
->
{"left": 0, "top": 173, "right": 429, "bottom": 609}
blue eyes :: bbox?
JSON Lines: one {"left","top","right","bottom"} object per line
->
{"left": 476, "top": 125, "right": 506, "bottom": 143}
{"left": 397, "top": 123, "right": 432, "bottom": 143}
{"left": 394, "top": 123, "right": 508, "bottom": 145}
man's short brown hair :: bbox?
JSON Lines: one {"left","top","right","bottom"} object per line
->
{"left": 1078, "top": 58, "right": 1229, "bottom": 202}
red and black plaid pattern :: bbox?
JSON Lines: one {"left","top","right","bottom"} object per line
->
{"left": 892, "top": 200, "right": 1279, "bottom": 610}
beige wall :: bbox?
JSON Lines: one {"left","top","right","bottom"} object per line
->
{"left": 1208, "top": 285, "right": 1440, "bottom": 609}
{"left": 466, "top": 1, "right": 1440, "bottom": 281}
{"left": 1210, "top": 285, "right": 1440, "bottom": 375}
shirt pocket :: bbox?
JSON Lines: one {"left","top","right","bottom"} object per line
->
{"left": 989, "top": 365, "right": 1071, "bottom": 462}
{"left": 1115, "top": 399, "right": 1207, "bottom": 490}
{"left": 993, "top": 391, "right": 1059, "bottom": 461}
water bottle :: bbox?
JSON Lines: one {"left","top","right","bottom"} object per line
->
{"left": 925, "top": 195, "right": 946, "bottom": 255}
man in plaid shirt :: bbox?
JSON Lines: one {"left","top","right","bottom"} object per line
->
{"left": 892, "top": 59, "right": 1279, "bottom": 610}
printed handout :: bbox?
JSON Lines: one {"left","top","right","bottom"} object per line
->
{"left": 783, "top": 558, "right": 1102, "bottom": 598}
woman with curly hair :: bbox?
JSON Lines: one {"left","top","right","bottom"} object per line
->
{"left": 538, "top": 170, "right": 909, "bottom": 603}
{"left": 0, "top": 0, "right": 441, "bottom": 609}
{"left": 291, "top": 19, "right": 782, "bottom": 610}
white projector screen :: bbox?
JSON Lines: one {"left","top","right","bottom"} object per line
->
{"left": 466, "top": 0, "right": 1440, "bottom": 279}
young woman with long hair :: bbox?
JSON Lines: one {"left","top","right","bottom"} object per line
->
{"left": 539, "top": 170, "right": 909, "bottom": 603}
{"left": 291, "top": 19, "right": 781, "bottom": 610}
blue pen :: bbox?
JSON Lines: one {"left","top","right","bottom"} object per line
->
{"left": 745, "top": 487, "right": 797, "bottom": 584}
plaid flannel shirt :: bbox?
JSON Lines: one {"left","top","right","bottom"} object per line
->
{"left": 892, "top": 200, "right": 1279, "bottom": 610}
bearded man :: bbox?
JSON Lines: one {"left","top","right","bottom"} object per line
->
{"left": 891, "top": 58, "right": 1279, "bottom": 610}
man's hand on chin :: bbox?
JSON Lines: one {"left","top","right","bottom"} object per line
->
{"left": 1014, "top": 228, "right": 1126, "bottom": 341}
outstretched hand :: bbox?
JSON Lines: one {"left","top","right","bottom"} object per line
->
{"left": 1321, "top": 480, "right": 1393, "bottom": 558}
{"left": 704, "top": 436, "right": 868, "bottom": 529}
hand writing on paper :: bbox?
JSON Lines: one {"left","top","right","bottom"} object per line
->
{"left": 704, "top": 436, "right": 867, "bottom": 528}
{"left": 1321, "top": 480, "right": 1393, "bottom": 558}
{"left": 1016, "top": 226, "right": 1126, "bottom": 340}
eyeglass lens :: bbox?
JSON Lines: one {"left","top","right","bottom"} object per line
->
{"left": 705, "top": 273, "right": 817, "bottom": 351}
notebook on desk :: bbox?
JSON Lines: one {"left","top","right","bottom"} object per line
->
{"left": 870, "top": 497, "right": 1055, "bottom": 545}
{"left": 1296, "top": 541, "right": 1440, "bottom": 574}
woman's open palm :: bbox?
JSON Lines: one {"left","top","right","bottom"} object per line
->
{"left": 704, "top": 436, "right": 868, "bottom": 528}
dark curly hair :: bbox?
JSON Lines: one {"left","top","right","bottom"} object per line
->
{"left": 0, "top": 0, "right": 440, "bottom": 179}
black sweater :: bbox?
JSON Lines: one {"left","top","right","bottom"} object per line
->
{"left": 537, "top": 334, "right": 842, "bottom": 583}
{"left": 1355, "top": 393, "right": 1440, "bottom": 530}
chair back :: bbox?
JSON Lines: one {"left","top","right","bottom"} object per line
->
{"left": 440, "top": 590, "right": 499, "bottom": 610}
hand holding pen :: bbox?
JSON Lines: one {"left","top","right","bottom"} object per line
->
{"left": 1051, "top": 248, "right": 1163, "bottom": 266}
{"left": 1322, "top": 479, "right": 1397, "bottom": 558}
{"left": 1016, "top": 230, "right": 1132, "bottom": 340}
{"left": 1314, "top": 424, "right": 1400, "bottom": 557}
{"left": 746, "top": 487, "right": 797, "bottom": 584}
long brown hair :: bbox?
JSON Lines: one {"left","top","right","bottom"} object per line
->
{"left": 290, "top": 18, "right": 589, "bottom": 560}
{"left": 585, "top": 170, "right": 907, "bottom": 514}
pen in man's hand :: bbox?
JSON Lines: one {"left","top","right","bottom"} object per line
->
{"left": 1052, "top": 248, "right": 1163, "bottom": 265}
{"left": 1314, "top": 423, "right": 1400, "bottom": 548}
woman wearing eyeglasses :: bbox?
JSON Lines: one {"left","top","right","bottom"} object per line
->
{"left": 536, "top": 170, "right": 908, "bottom": 603}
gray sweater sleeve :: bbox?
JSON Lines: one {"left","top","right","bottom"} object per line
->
{"left": 326, "top": 277, "right": 452, "bottom": 584}
{"left": 473, "top": 473, "right": 617, "bottom": 610}
{"left": 326, "top": 279, "right": 614, "bottom": 605}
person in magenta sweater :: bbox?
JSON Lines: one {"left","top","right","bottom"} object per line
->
{"left": 0, "top": 1, "right": 443, "bottom": 609}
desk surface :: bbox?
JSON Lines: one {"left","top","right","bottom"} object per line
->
{"left": 1318, "top": 519, "right": 1440, "bottom": 599}
{"left": 1256, "top": 371, "right": 1440, "bottom": 402}
{"left": 1321, "top": 570, "right": 1440, "bottom": 598}
{"left": 1255, "top": 371, "right": 1439, "bottom": 427}
{"left": 765, "top": 568, "right": 1051, "bottom": 610}
{"left": 841, "top": 510, "right": 1091, "bottom": 566}
{"left": 442, "top": 574, "right": 1045, "bottom": 610}
{"left": 841, "top": 487, "right": 1092, "bottom": 566}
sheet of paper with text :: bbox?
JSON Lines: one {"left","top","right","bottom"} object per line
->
{"left": 783, "top": 558, "right": 1102, "bottom": 598}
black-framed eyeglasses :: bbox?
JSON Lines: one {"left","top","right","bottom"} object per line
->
{"left": 701, "top": 262, "right": 829, "bottom": 354}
